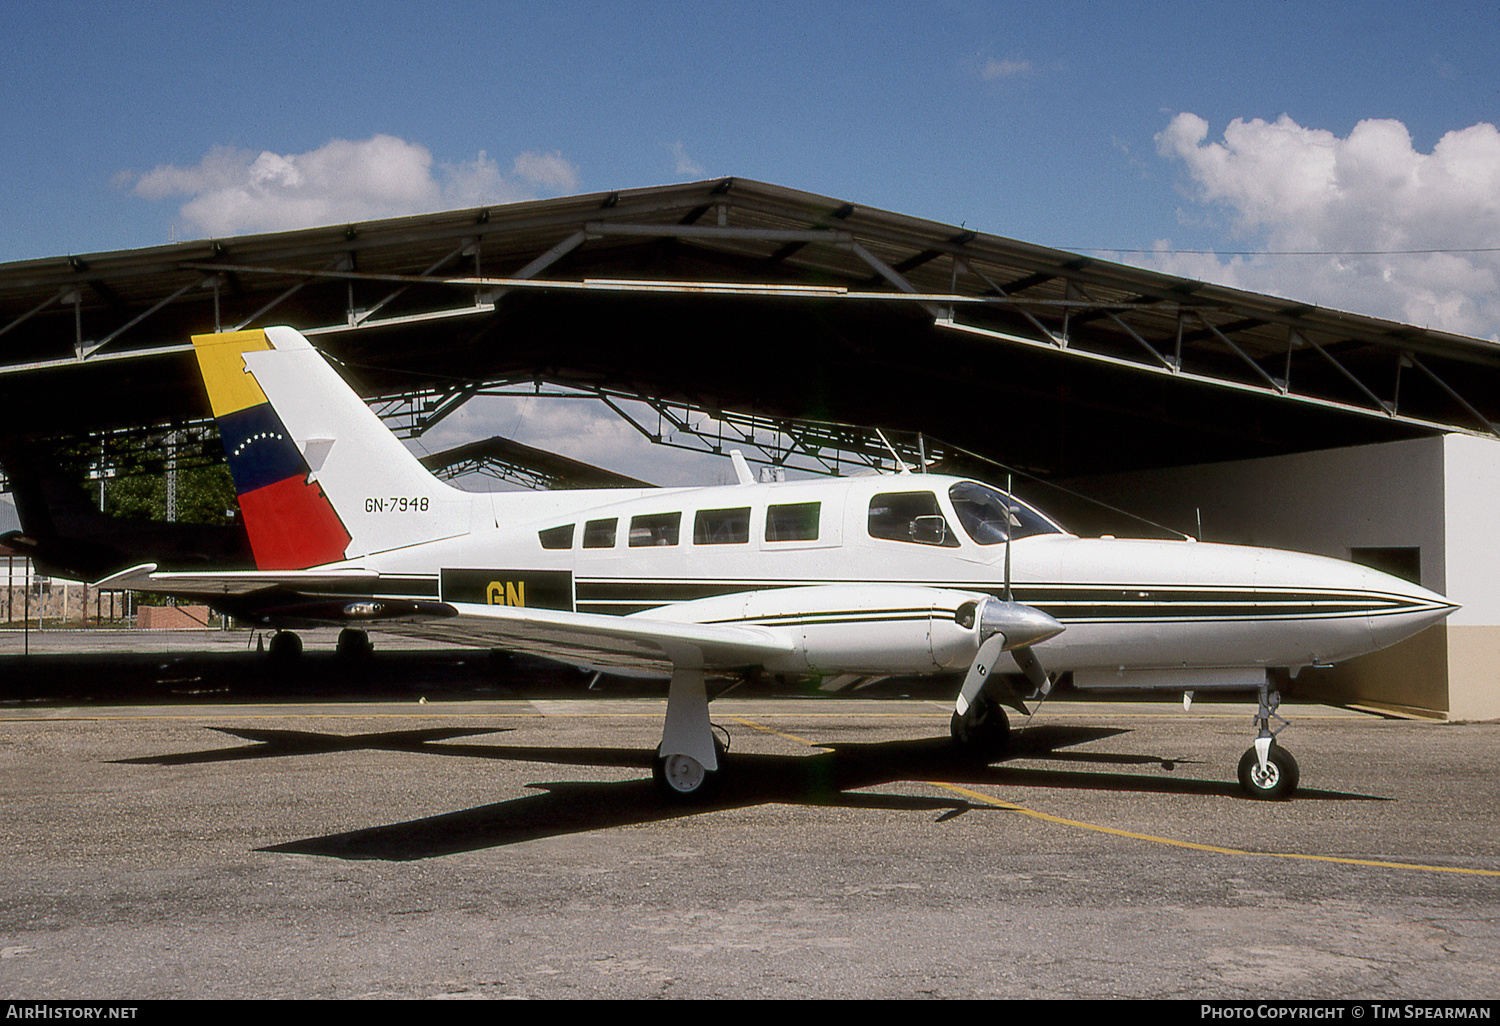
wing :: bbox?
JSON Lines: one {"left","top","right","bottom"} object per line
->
{"left": 377, "top": 601, "right": 793, "bottom": 674}
{"left": 96, "top": 564, "right": 794, "bottom": 676}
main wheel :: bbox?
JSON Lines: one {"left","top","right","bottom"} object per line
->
{"left": 652, "top": 736, "right": 726, "bottom": 803}
{"left": 336, "top": 627, "right": 372, "bottom": 660}
{"left": 1238, "top": 744, "right": 1300, "bottom": 800}
{"left": 950, "top": 694, "right": 1011, "bottom": 762}
{"left": 267, "top": 630, "right": 302, "bottom": 662}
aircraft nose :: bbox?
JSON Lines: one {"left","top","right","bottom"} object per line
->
{"left": 1247, "top": 546, "right": 1458, "bottom": 664}
{"left": 1355, "top": 564, "right": 1459, "bottom": 648}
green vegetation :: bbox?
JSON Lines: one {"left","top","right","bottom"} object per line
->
{"left": 98, "top": 463, "right": 238, "bottom": 525}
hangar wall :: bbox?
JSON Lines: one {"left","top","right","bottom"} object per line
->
{"left": 1441, "top": 434, "right": 1500, "bottom": 720}
{"left": 1065, "top": 434, "right": 1500, "bottom": 720}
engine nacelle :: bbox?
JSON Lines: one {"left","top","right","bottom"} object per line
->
{"left": 645, "top": 584, "right": 985, "bottom": 676}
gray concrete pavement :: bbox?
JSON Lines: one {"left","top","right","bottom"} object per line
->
{"left": 1, "top": 631, "right": 1497, "bottom": 999}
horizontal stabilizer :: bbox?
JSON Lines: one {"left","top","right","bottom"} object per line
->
{"left": 95, "top": 562, "right": 379, "bottom": 597}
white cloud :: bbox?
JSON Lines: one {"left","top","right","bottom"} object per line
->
{"left": 980, "top": 57, "right": 1032, "bottom": 80}
{"left": 511, "top": 149, "right": 582, "bottom": 194}
{"left": 413, "top": 394, "right": 738, "bottom": 489}
{"left": 671, "top": 141, "right": 704, "bottom": 177}
{"left": 1147, "top": 113, "right": 1500, "bottom": 339}
{"left": 127, "top": 135, "right": 582, "bottom": 237}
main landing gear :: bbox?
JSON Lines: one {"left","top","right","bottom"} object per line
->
{"left": 261, "top": 628, "right": 374, "bottom": 662}
{"left": 336, "top": 627, "right": 373, "bottom": 660}
{"left": 1238, "top": 685, "right": 1299, "bottom": 800}
{"left": 651, "top": 665, "right": 726, "bottom": 803}
{"left": 653, "top": 732, "right": 728, "bottom": 802}
{"left": 267, "top": 629, "right": 302, "bottom": 662}
{"left": 950, "top": 691, "right": 1012, "bottom": 762}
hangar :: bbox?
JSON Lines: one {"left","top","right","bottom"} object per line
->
{"left": 0, "top": 178, "right": 1495, "bottom": 718}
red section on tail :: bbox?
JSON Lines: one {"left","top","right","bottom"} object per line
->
{"left": 237, "top": 475, "right": 353, "bottom": 570}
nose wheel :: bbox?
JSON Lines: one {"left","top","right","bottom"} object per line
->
{"left": 1238, "top": 742, "right": 1299, "bottom": 799}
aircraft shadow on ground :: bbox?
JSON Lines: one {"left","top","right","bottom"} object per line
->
{"left": 119, "top": 720, "right": 1386, "bottom": 861}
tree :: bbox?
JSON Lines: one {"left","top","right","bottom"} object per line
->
{"left": 99, "top": 464, "right": 237, "bottom": 525}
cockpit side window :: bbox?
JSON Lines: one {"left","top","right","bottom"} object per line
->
{"left": 868, "top": 491, "right": 960, "bottom": 547}
{"left": 948, "top": 481, "right": 1060, "bottom": 544}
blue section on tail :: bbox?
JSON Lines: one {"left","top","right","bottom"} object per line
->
{"left": 217, "top": 403, "right": 308, "bottom": 495}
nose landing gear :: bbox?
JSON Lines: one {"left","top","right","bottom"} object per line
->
{"left": 1239, "top": 686, "right": 1299, "bottom": 799}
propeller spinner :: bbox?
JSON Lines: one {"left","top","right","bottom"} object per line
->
{"left": 954, "top": 596, "right": 1063, "bottom": 718}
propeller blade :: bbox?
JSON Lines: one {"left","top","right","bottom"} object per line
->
{"left": 1011, "top": 644, "right": 1051, "bottom": 697}
{"left": 956, "top": 633, "right": 1006, "bottom": 716}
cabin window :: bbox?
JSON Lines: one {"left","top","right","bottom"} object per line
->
{"left": 538, "top": 524, "right": 574, "bottom": 550}
{"left": 868, "top": 491, "right": 959, "bottom": 547}
{"left": 629, "top": 512, "right": 681, "bottom": 547}
{"left": 694, "top": 507, "right": 751, "bottom": 545}
{"left": 582, "top": 518, "right": 617, "bottom": 548}
{"left": 765, "top": 502, "right": 820, "bottom": 542}
{"left": 948, "top": 481, "right": 1060, "bottom": 544}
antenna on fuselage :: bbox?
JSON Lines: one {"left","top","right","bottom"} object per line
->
{"left": 729, "top": 450, "right": 755, "bottom": 486}
{"left": 875, "top": 429, "right": 909, "bottom": 474}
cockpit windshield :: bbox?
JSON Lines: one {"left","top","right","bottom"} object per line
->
{"left": 948, "top": 481, "right": 1064, "bottom": 545}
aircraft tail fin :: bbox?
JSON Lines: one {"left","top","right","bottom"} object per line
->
{"left": 191, "top": 326, "right": 470, "bottom": 569}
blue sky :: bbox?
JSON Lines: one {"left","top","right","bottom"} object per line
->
{"left": 4, "top": 3, "right": 1492, "bottom": 243}
{"left": 5, "top": 1, "right": 1498, "bottom": 322}
{"left": 4, "top": 1, "right": 1498, "bottom": 480}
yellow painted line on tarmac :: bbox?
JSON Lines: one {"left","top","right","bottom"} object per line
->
{"left": 727, "top": 716, "right": 832, "bottom": 748}
{"left": 928, "top": 781, "right": 1500, "bottom": 878}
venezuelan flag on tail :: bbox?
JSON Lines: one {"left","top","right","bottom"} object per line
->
{"left": 192, "top": 329, "right": 352, "bottom": 570}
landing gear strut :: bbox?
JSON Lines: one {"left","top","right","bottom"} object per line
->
{"left": 1238, "top": 685, "right": 1299, "bottom": 799}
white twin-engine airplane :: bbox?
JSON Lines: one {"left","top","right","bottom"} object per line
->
{"left": 101, "top": 326, "right": 1458, "bottom": 802}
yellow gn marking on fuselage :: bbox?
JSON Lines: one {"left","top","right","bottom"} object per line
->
{"left": 487, "top": 581, "right": 527, "bottom": 606}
